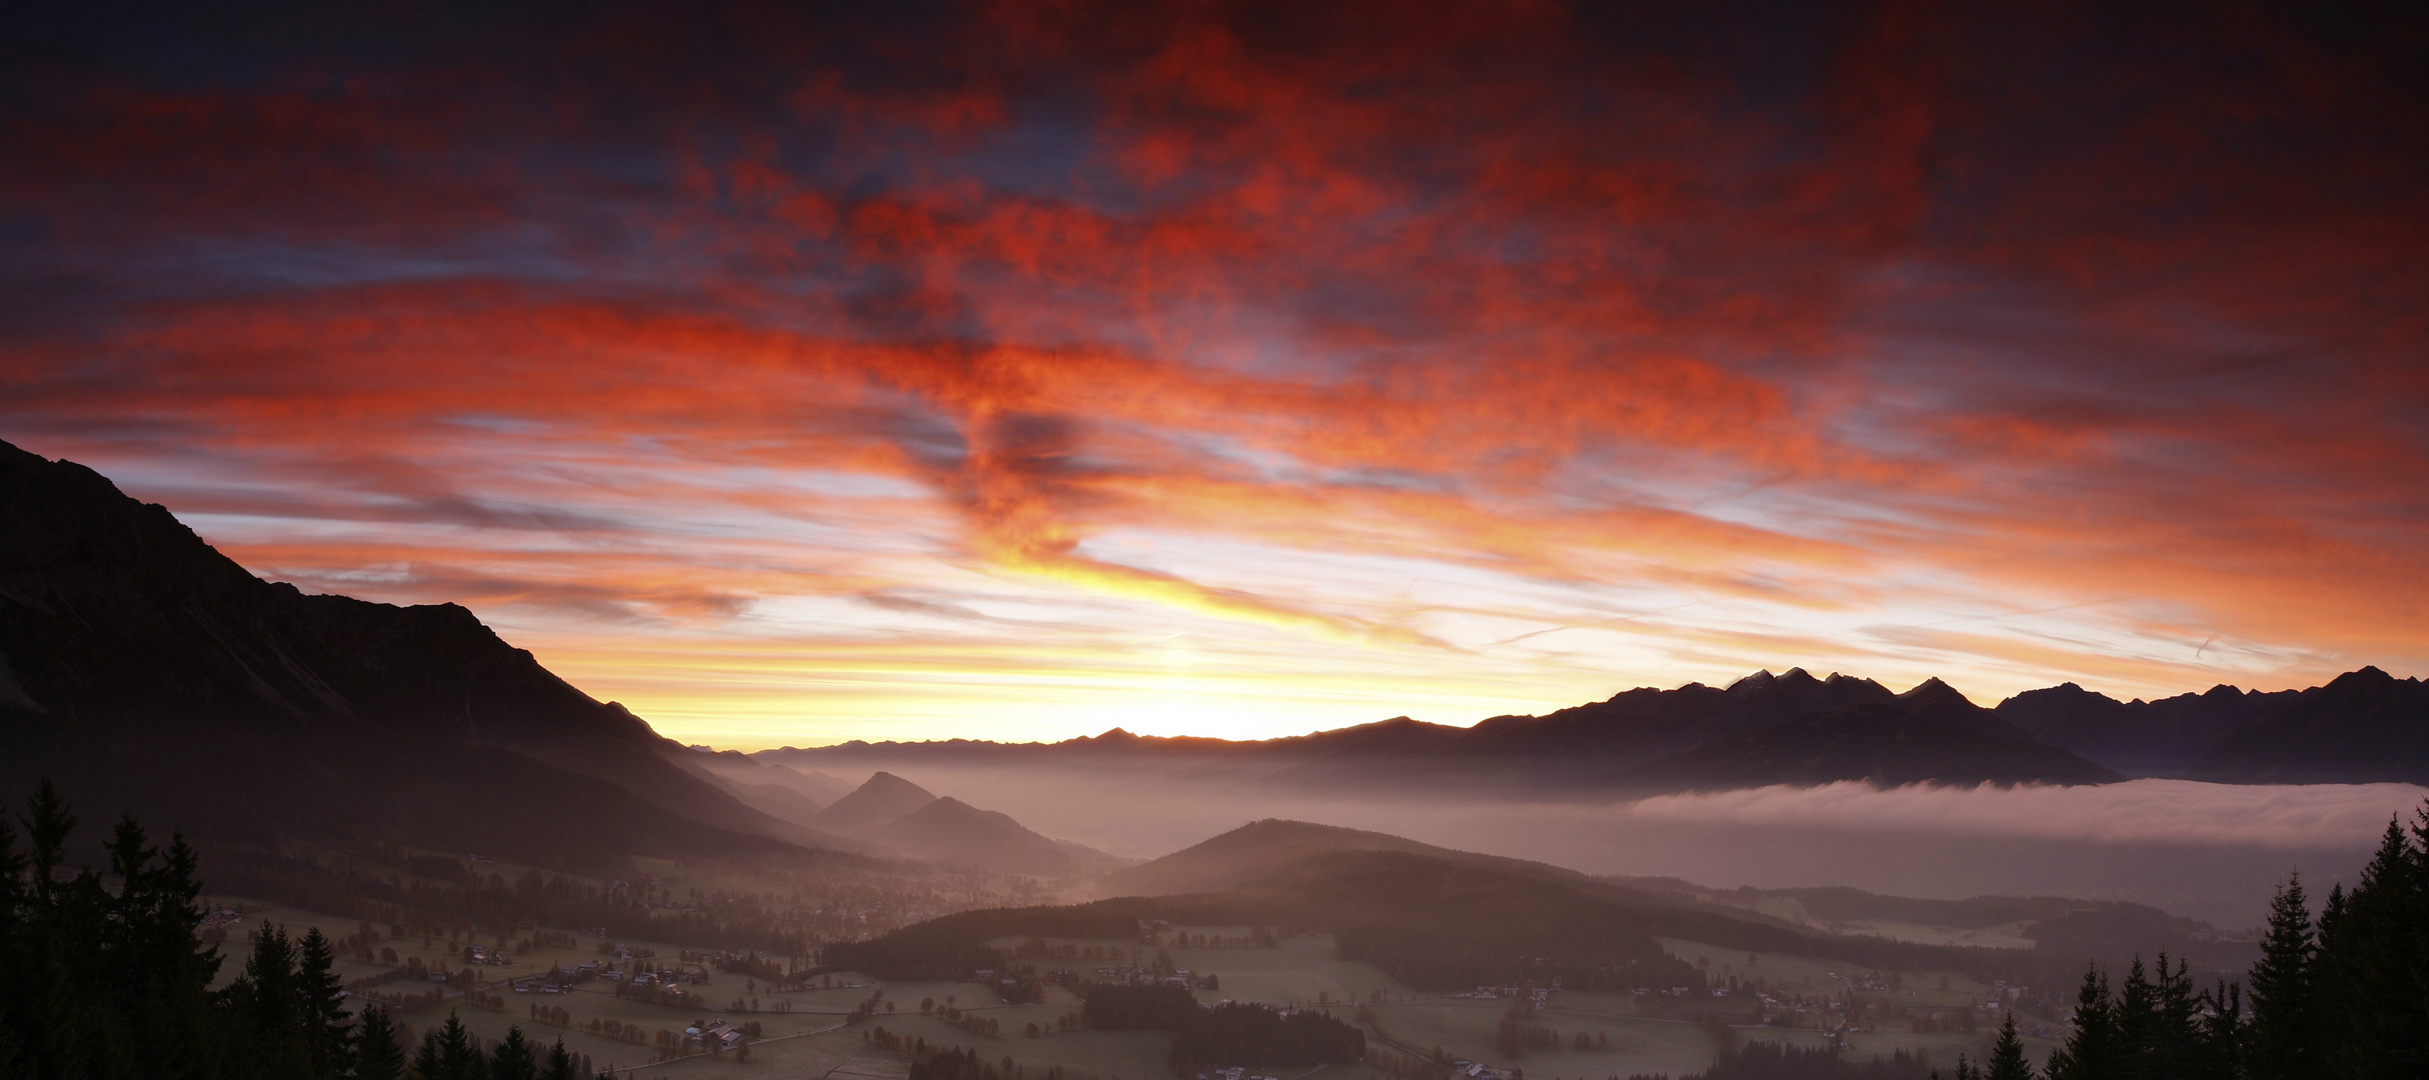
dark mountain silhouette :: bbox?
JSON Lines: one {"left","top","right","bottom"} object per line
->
{"left": 1997, "top": 681, "right": 2300, "bottom": 777}
{"left": 2190, "top": 667, "right": 2429, "bottom": 783}
{"left": 0, "top": 439, "right": 853, "bottom": 865}
{"left": 801, "top": 771, "right": 1115, "bottom": 874}
{"left": 768, "top": 669, "right": 2129, "bottom": 794}
{"left": 1610, "top": 691, "right": 2122, "bottom": 792}
{"left": 772, "top": 661, "right": 2429, "bottom": 792}
{"left": 871, "top": 796, "right": 1117, "bottom": 875}
{"left": 681, "top": 746, "right": 860, "bottom": 824}
{"left": 809, "top": 771, "right": 939, "bottom": 832}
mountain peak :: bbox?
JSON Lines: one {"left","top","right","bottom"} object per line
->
{"left": 809, "top": 771, "right": 939, "bottom": 833}
{"left": 1727, "top": 669, "right": 1775, "bottom": 690}
{"left": 1896, "top": 677, "right": 1980, "bottom": 715}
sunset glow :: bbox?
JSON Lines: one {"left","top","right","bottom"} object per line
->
{"left": 6, "top": 3, "right": 2423, "bottom": 746}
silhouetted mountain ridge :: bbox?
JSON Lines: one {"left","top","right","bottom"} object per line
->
{"left": 2190, "top": 667, "right": 2429, "bottom": 784}
{"left": 0, "top": 438, "right": 852, "bottom": 864}
{"left": 766, "top": 661, "right": 2427, "bottom": 790}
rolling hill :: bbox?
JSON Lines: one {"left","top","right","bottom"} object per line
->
{"left": 1097, "top": 817, "right": 1582, "bottom": 896}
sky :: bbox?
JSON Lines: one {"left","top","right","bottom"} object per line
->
{"left": 3, "top": 1, "right": 2425, "bottom": 748}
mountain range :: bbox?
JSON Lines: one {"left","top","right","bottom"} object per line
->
{"left": 764, "top": 663, "right": 2427, "bottom": 794}
{"left": 4, "top": 436, "right": 2425, "bottom": 879}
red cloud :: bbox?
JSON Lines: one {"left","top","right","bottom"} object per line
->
{"left": 3, "top": 0, "right": 2424, "bottom": 737}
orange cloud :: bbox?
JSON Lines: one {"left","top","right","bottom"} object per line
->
{"left": 3, "top": 0, "right": 2424, "bottom": 742}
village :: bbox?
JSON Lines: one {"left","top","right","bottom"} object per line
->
{"left": 181, "top": 845, "right": 2065, "bottom": 1080}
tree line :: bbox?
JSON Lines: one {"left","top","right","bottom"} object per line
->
{"left": 0, "top": 782, "right": 599, "bottom": 1080}
{"left": 1081, "top": 985, "right": 1201, "bottom": 1029}
{"left": 1565, "top": 800, "right": 2429, "bottom": 1080}
{"left": 1908, "top": 802, "right": 2429, "bottom": 1080}
{"left": 1169, "top": 1003, "right": 1364, "bottom": 1068}
{"left": 2036, "top": 805, "right": 2429, "bottom": 1079}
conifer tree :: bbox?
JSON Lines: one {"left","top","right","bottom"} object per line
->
{"left": 357, "top": 1005, "right": 408, "bottom": 1080}
{"left": 232, "top": 921, "right": 313, "bottom": 1079}
{"left": 103, "top": 814, "right": 218, "bottom": 1077}
{"left": 2196, "top": 980, "right": 2242, "bottom": 1080}
{"left": 542, "top": 1037, "right": 579, "bottom": 1080}
{"left": 2044, "top": 965, "right": 2119, "bottom": 1080}
{"left": 493, "top": 1024, "right": 539, "bottom": 1080}
{"left": 298, "top": 926, "right": 354, "bottom": 1078}
{"left": 18, "top": 779, "right": 99, "bottom": 1075}
{"left": 2336, "top": 817, "right": 2429, "bottom": 1078}
{"left": 415, "top": 1028, "right": 447, "bottom": 1080}
{"left": 1985, "top": 1012, "right": 2032, "bottom": 1080}
{"left": 2308, "top": 822, "right": 2407, "bottom": 1078}
{"left": 437, "top": 1010, "right": 487, "bottom": 1080}
{"left": 2245, "top": 874, "right": 2314, "bottom": 1079}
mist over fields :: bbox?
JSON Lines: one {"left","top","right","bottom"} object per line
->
{"left": 787, "top": 761, "right": 2423, "bottom": 929}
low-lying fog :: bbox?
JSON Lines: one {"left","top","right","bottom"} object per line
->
{"left": 825, "top": 764, "right": 2428, "bottom": 931}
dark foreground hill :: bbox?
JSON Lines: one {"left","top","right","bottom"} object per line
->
{"left": 0, "top": 438, "right": 849, "bottom": 866}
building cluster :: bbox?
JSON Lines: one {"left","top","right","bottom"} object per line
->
{"left": 1183, "top": 1068, "right": 1278, "bottom": 1080}
{"left": 1090, "top": 964, "right": 1205, "bottom": 989}
{"left": 681, "top": 1019, "right": 747, "bottom": 1051}
{"left": 511, "top": 961, "right": 602, "bottom": 993}
{"left": 462, "top": 944, "right": 513, "bottom": 967}
{"left": 1463, "top": 986, "right": 1550, "bottom": 1002}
